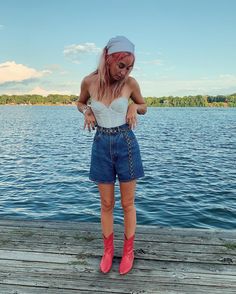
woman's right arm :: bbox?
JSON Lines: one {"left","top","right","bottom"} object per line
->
{"left": 77, "top": 76, "right": 97, "bottom": 131}
{"left": 76, "top": 77, "right": 90, "bottom": 113}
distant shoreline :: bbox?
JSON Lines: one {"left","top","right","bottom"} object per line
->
{"left": 0, "top": 103, "right": 233, "bottom": 107}
{"left": 1, "top": 94, "right": 235, "bottom": 107}
{"left": 0, "top": 103, "right": 76, "bottom": 106}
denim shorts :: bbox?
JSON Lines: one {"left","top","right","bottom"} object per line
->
{"left": 89, "top": 123, "right": 145, "bottom": 183}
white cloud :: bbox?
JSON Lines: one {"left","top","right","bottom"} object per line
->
{"left": 1, "top": 66, "right": 235, "bottom": 97}
{"left": 218, "top": 74, "right": 236, "bottom": 81}
{"left": 0, "top": 85, "right": 74, "bottom": 96}
{"left": 137, "top": 74, "right": 236, "bottom": 97}
{"left": 28, "top": 86, "right": 72, "bottom": 96}
{"left": 64, "top": 43, "right": 101, "bottom": 63}
{"left": 15, "top": 74, "right": 236, "bottom": 97}
{"left": 29, "top": 86, "right": 51, "bottom": 96}
{"left": 0, "top": 61, "right": 51, "bottom": 84}
{"left": 44, "top": 64, "right": 68, "bottom": 75}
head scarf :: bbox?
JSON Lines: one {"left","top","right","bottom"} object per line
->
{"left": 106, "top": 36, "right": 135, "bottom": 55}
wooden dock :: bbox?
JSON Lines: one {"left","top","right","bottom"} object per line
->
{"left": 0, "top": 219, "right": 235, "bottom": 293}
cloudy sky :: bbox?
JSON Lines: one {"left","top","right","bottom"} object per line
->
{"left": 0, "top": 0, "right": 236, "bottom": 97}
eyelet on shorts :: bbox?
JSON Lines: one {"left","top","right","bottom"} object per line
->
{"left": 124, "top": 130, "right": 137, "bottom": 142}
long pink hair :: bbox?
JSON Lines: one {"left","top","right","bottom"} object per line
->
{"left": 89, "top": 47, "right": 135, "bottom": 101}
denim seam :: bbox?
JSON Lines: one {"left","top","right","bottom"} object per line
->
{"left": 123, "top": 131, "right": 135, "bottom": 178}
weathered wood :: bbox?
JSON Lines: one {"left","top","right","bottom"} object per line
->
{"left": 0, "top": 286, "right": 97, "bottom": 294}
{"left": 0, "top": 219, "right": 235, "bottom": 239}
{"left": 0, "top": 257, "right": 235, "bottom": 276}
{"left": 0, "top": 245, "right": 234, "bottom": 266}
{"left": 0, "top": 271, "right": 236, "bottom": 294}
{"left": 0, "top": 219, "right": 235, "bottom": 293}
{"left": 0, "top": 285, "right": 235, "bottom": 294}
{"left": 1, "top": 223, "right": 236, "bottom": 246}
{"left": 0, "top": 258, "right": 236, "bottom": 286}
{"left": 1, "top": 225, "right": 236, "bottom": 251}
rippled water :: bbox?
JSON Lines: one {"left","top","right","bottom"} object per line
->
{"left": 0, "top": 106, "right": 235, "bottom": 229}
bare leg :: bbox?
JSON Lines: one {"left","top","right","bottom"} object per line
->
{"left": 119, "top": 180, "right": 136, "bottom": 238}
{"left": 98, "top": 183, "right": 115, "bottom": 237}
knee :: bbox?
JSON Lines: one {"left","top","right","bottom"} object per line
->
{"left": 101, "top": 199, "right": 115, "bottom": 213}
{"left": 121, "top": 200, "right": 135, "bottom": 213}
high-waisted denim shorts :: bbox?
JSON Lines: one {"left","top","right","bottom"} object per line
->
{"left": 89, "top": 123, "right": 145, "bottom": 184}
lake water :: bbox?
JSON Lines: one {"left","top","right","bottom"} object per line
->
{"left": 0, "top": 106, "right": 235, "bottom": 229}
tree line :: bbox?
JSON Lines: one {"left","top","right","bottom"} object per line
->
{"left": 0, "top": 93, "right": 236, "bottom": 107}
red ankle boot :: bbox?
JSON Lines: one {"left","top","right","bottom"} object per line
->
{"left": 119, "top": 234, "right": 135, "bottom": 275}
{"left": 100, "top": 232, "right": 114, "bottom": 273}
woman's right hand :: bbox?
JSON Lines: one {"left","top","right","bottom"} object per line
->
{"left": 84, "top": 108, "right": 97, "bottom": 132}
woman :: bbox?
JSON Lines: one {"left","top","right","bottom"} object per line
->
{"left": 76, "top": 36, "right": 147, "bottom": 275}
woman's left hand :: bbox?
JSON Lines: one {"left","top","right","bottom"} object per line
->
{"left": 126, "top": 103, "right": 138, "bottom": 129}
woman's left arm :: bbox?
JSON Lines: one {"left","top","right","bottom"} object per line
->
{"left": 126, "top": 77, "right": 147, "bottom": 129}
{"left": 129, "top": 77, "right": 147, "bottom": 115}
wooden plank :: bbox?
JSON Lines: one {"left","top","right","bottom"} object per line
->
{"left": 0, "top": 241, "right": 235, "bottom": 265}
{"left": 0, "top": 249, "right": 235, "bottom": 287}
{"left": 0, "top": 247, "right": 234, "bottom": 266}
{"left": 0, "top": 258, "right": 236, "bottom": 286}
{"left": 0, "top": 219, "right": 235, "bottom": 239}
{"left": 1, "top": 225, "right": 236, "bottom": 246}
{"left": 0, "top": 269, "right": 236, "bottom": 293}
{"left": 0, "top": 257, "right": 235, "bottom": 277}
{"left": 1, "top": 284, "right": 235, "bottom": 294}
{"left": 0, "top": 219, "right": 235, "bottom": 293}
{"left": 0, "top": 230, "right": 235, "bottom": 256}
{"left": 0, "top": 270, "right": 236, "bottom": 294}
{"left": 0, "top": 285, "right": 92, "bottom": 294}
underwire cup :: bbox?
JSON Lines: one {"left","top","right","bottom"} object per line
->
{"left": 90, "top": 97, "right": 129, "bottom": 128}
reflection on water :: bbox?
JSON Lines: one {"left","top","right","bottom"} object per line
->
{"left": 0, "top": 106, "right": 235, "bottom": 229}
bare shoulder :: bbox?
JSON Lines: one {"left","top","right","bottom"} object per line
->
{"left": 82, "top": 74, "right": 95, "bottom": 88}
{"left": 127, "top": 76, "right": 140, "bottom": 90}
{"left": 79, "top": 74, "right": 94, "bottom": 103}
{"left": 127, "top": 76, "right": 145, "bottom": 104}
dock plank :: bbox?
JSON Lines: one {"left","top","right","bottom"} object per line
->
{"left": 0, "top": 219, "right": 235, "bottom": 293}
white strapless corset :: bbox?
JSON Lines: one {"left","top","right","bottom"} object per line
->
{"left": 90, "top": 97, "right": 128, "bottom": 128}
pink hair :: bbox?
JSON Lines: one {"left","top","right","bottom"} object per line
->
{"left": 90, "top": 48, "right": 135, "bottom": 101}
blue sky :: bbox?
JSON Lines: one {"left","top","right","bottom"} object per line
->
{"left": 0, "top": 0, "right": 235, "bottom": 97}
